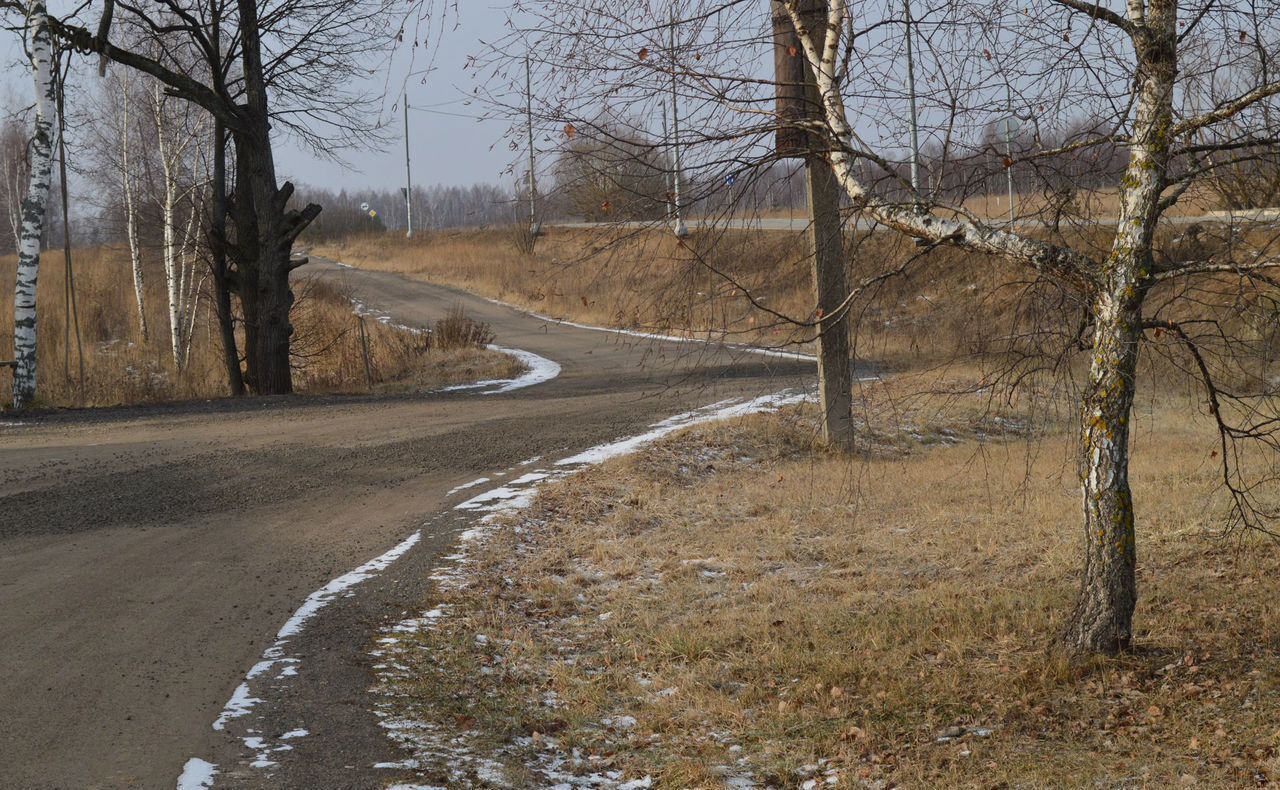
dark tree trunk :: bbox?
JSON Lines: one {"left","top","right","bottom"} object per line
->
{"left": 211, "top": 119, "right": 244, "bottom": 396}
{"left": 232, "top": 130, "right": 295, "bottom": 395}
{"left": 222, "top": 0, "right": 318, "bottom": 395}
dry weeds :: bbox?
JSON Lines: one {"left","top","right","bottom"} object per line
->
{"left": 0, "top": 248, "right": 519, "bottom": 408}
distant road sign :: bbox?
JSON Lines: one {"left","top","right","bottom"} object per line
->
{"left": 360, "top": 201, "right": 371, "bottom": 212}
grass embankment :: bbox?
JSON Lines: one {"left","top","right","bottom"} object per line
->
{"left": 380, "top": 378, "right": 1280, "bottom": 787}
{"left": 0, "top": 248, "right": 519, "bottom": 408}
{"left": 315, "top": 227, "right": 1061, "bottom": 370}
{"left": 314, "top": 222, "right": 1280, "bottom": 391}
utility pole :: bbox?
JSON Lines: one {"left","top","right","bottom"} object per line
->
{"left": 904, "top": 0, "right": 922, "bottom": 204}
{"left": 773, "top": 0, "right": 855, "bottom": 451}
{"left": 669, "top": 9, "right": 688, "bottom": 238}
{"left": 1005, "top": 85, "right": 1016, "bottom": 225}
{"left": 661, "top": 100, "right": 673, "bottom": 222}
{"left": 525, "top": 55, "right": 540, "bottom": 236}
{"left": 404, "top": 95, "right": 412, "bottom": 238}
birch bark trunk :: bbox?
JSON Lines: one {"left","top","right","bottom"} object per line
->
{"left": 120, "top": 77, "right": 147, "bottom": 342}
{"left": 1064, "top": 0, "right": 1176, "bottom": 654}
{"left": 151, "top": 85, "right": 190, "bottom": 371}
{"left": 11, "top": 0, "right": 57, "bottom": 408}
{"left": 788, "top": 0, "right": 1179, "bottom": 654}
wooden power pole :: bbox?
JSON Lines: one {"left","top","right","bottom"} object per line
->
{"left": 773, "top": 0, "right": 855, "bottom": 450}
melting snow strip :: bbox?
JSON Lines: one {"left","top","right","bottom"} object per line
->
{"left": 450, "top": 390, "right": 810, "bottom": 523}
{"left": 480, "top": 295, "right": 815, "bottom": 362}
{"left": 191, "top": 530, "right": 424, "bottom": 782}
{"left": 446, "top": 477, "right": 491, "bottom": 495}
{"left": 346, "top": 293, "right": 562, "bottom": 396}
{"left": 436, "top": 345, "right": 561, "bottom": 396}
{"left": 372, "top": 387, "right": 812, "bottom": 786}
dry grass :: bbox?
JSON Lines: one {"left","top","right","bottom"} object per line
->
{"left": 955, "top": 184, "right": 1217, "bottom": 222}
{"left": 0, "top": 248, "right": 520, "bottom": 408}
{"left": 381, "top": 378, "right": 1280, "bottom": 788}
{"left": 313, "top": 227, "right": 1047, "bottom": 368}
{"left": 317, "top": 223, "right": 1280, "bottom": 398}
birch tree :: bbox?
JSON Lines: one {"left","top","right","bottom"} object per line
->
{"left": 119, "top": 73, "right": 146, "bottom": 341}
{"left": 11, "top": 0, "right": 57, "bottom": 408}
{"left": 503, "top": 0, "right": 1280, "bottom": 655}
{"left": 149, "top": 82, "right": 206, "bottom": 369}
{"left": 31, "top": 0, "right": 410, "bottom": 394}
{"left": 0, "top": 117, "right": 29, "bottom": 254}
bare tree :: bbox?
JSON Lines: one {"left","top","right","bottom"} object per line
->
{"left": 497, "top": 0, "right": 1280, "bottom": 655}
{"left": 148, "top": 80, "right": 208, "bottom": 369}
{"left": 0, "top": 114, "right": 30, "bottom": 254}
{"left": 553, "top": 123, "right": 669, "bottom": 221}
{"left": 33, "top": 0, "right": 409, "bottom": 394}
{"left": 10, "top": 0, "right": 57, "bottom": 408}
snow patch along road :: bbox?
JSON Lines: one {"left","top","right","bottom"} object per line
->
{"left": 481, "top": 295, "right": 815, "bottom": 362}
{"left": 371, "top": 388, "right": 812, "bottom": 787}
{"left": 348, "top": 297, "right": 562, "bottom": 396}
{"left": 451, "top": 389, "right": 811, "bottom": 518}
{"left": 176, "top": 758, "right": 216, "bottom": 790}
{"left": 437, "top": 344, "right": 562, "bottom": 395}
{"left": 181, "top": 530, "right": 423, "bottom": 784}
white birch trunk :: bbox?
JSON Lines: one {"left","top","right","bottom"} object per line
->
{"left": 1064, "top": 0, "right": 1177, "bottom": 654}
{"left": 152, "top": 85, "right": 187, "bottom": 370}
{"left": 12, "top": 0, "right": 57, "bottom": 409}
{"left": 121, "top": 78, "right": 148, "bottom": 342}
{"left": 788, "top": 0, "right": 1179, "bottom": 654}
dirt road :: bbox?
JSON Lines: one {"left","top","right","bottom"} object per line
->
{"left": 0, "top": 258, "right": 810, "bottom": 789}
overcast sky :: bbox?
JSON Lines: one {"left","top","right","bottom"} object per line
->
{"left": 0, "top": 3, "right": 517, "bottom": 194}
{"left": 274, "top": 3, "right": 515, "bottom": 192}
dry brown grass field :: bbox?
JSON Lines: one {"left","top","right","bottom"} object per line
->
{"left": 0, "top": 248, "right": 519, "bottom": 408}
{"left": 380, "top": 377, "right": 1280, "bottom": 787}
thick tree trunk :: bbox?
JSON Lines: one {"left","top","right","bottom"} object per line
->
{"left": 230, "top": 131, "right": 302, "bottom": 395}
{"left": 225, "top": 0, "right": 318, "bottom": 395}
{"left": 210, "top": 120, "right": 243, "bottom": 396}
{"left": 1063, "top": 1, "right": 1176, "bottom": 655}
{"left": 12, "top": 0, "right": 56, "bottom": 409}
{"left": 1065, "top": 278, "right": 1144, "bottom": 653}
{"left": 207, "top": 4, "right": 244, "bottom": 397}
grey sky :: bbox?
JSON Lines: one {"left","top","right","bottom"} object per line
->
{"left": 275, "top": 3, "right": 515, "bottom": 192}
{"left": 0, "top": 3, "right": 517, "bottom": 192}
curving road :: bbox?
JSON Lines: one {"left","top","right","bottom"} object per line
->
{"left": 0, "top": 258, "right": 811, "bottom": 789}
